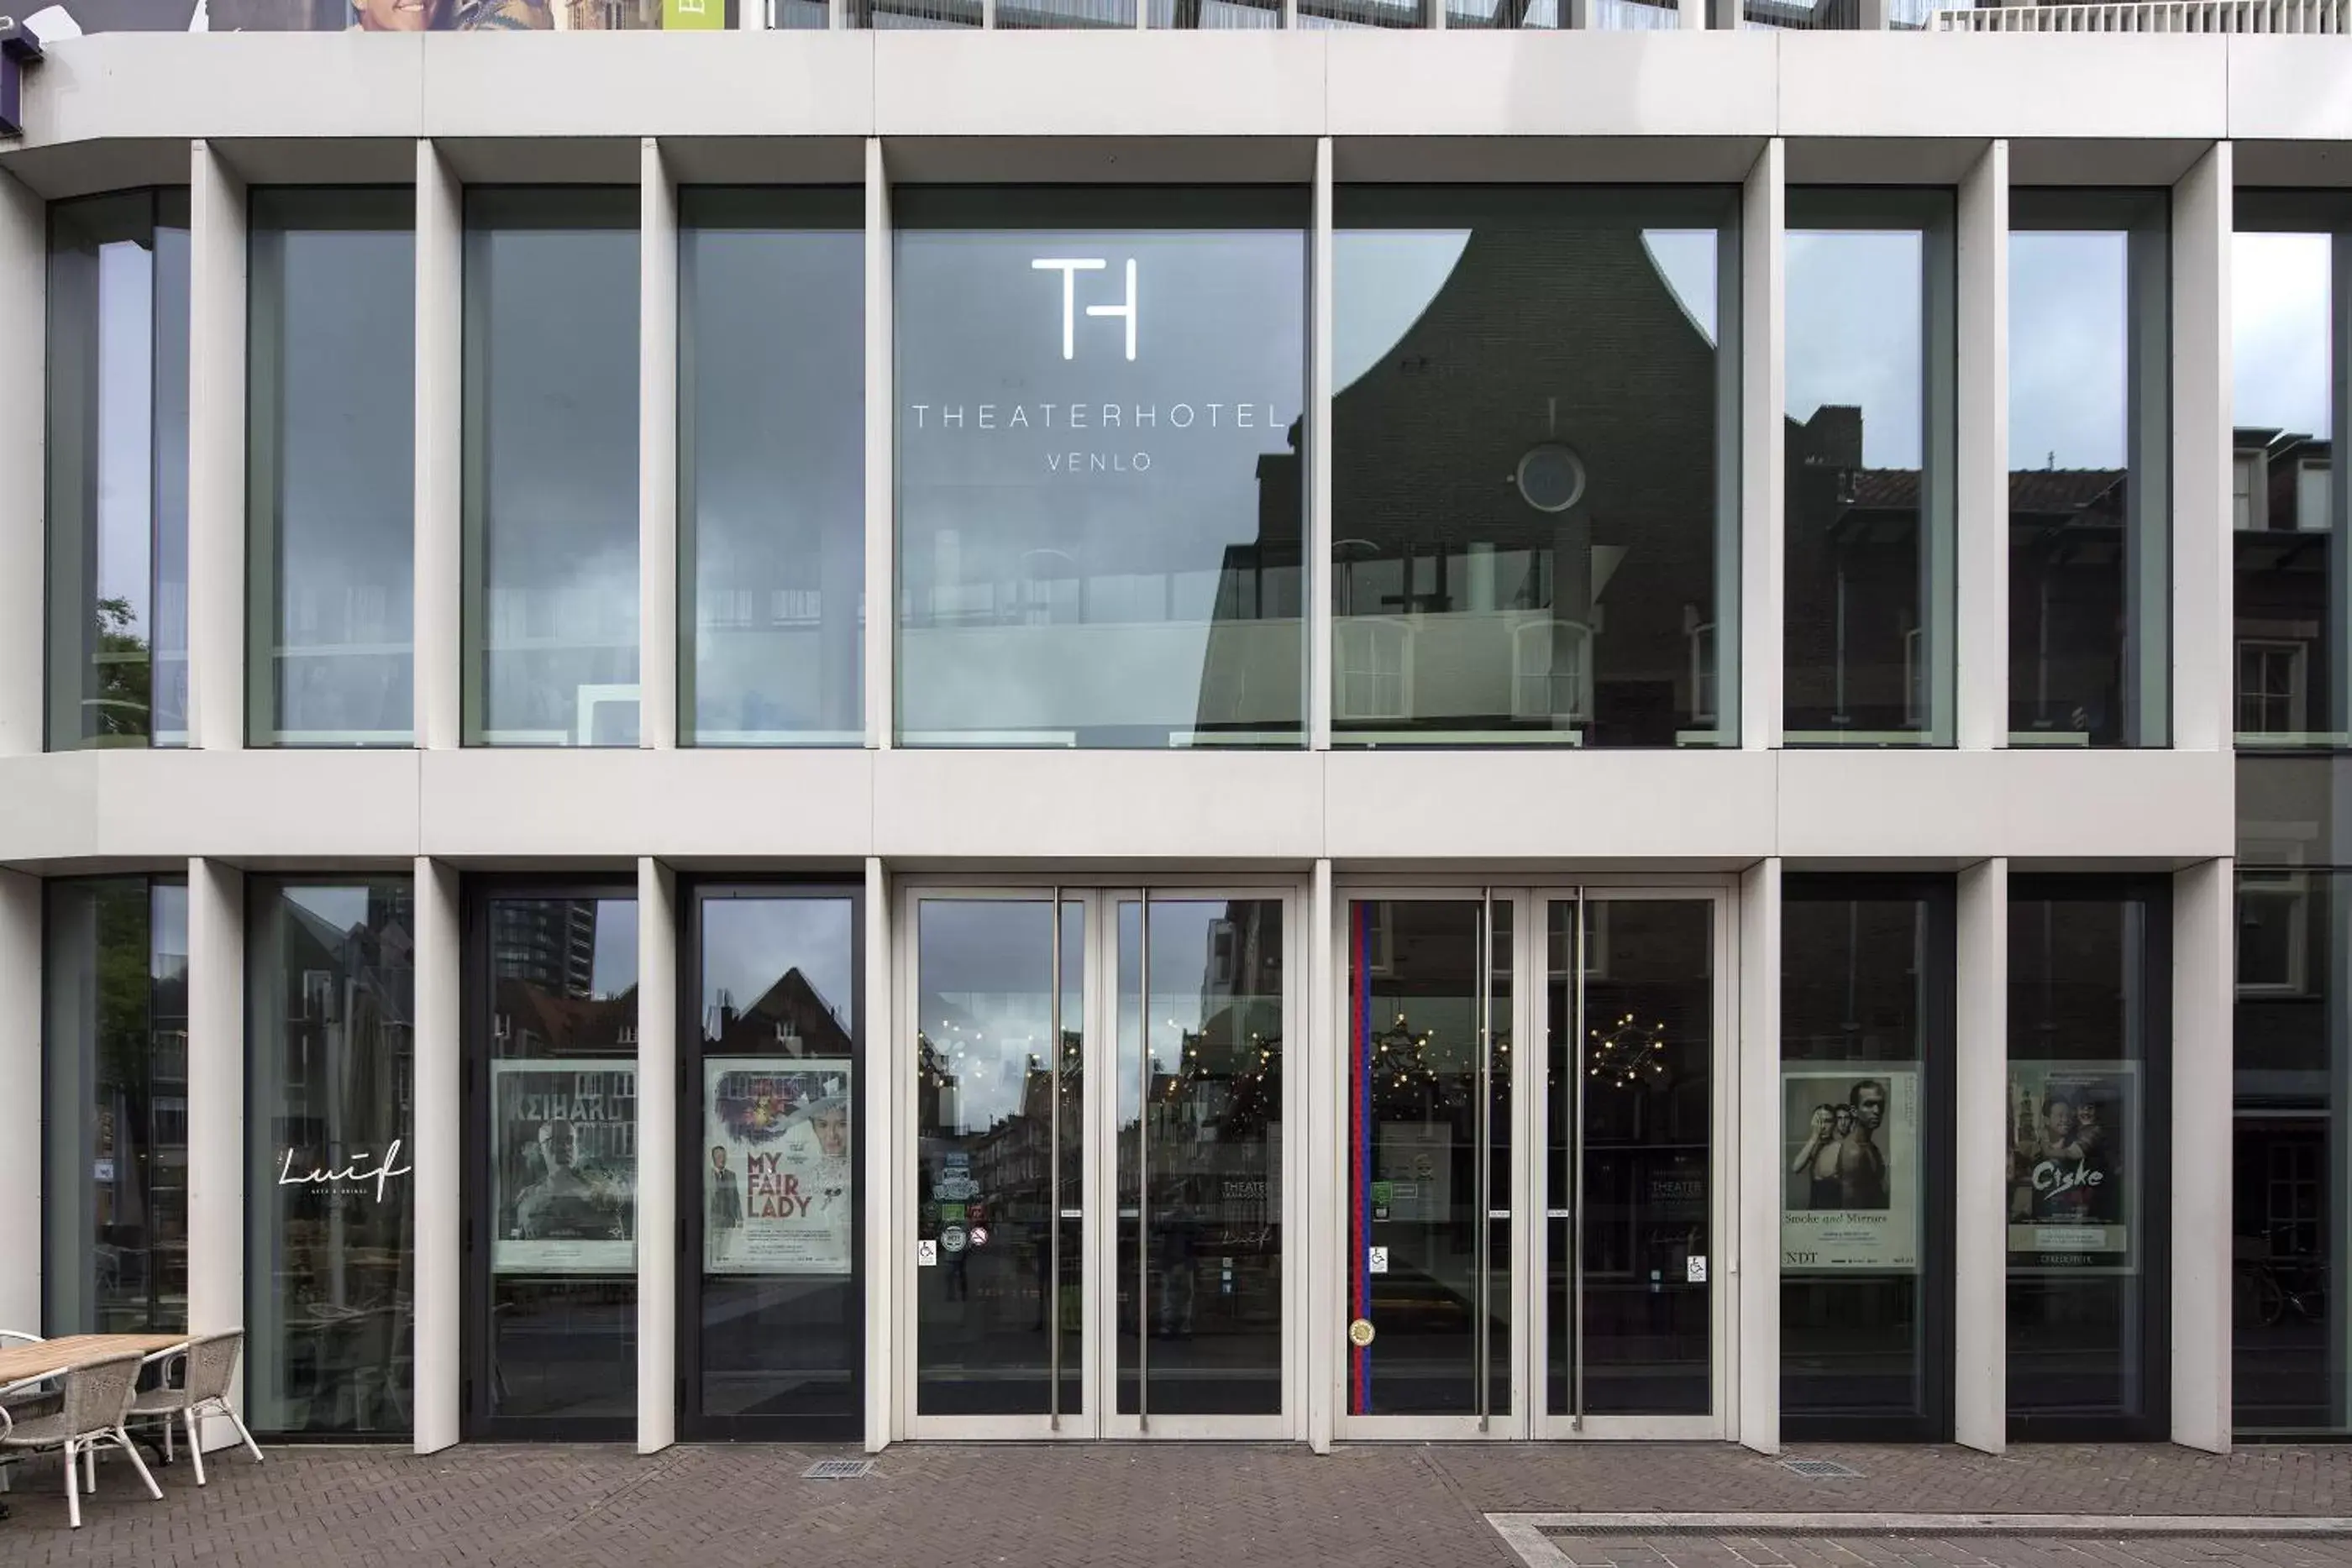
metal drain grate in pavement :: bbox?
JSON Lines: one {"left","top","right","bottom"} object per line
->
{"left": 1780, "top": 1459, "right": 1864, "bottom": 1480}
{"left": 802, "top": 1459, "right": 876, "bottom": 1481}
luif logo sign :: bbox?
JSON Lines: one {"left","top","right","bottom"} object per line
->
{"left": 1032, "top": 257, "right": 1138, "bottom": 362}
{"left": 0, "top": 21, "right": 40, "bottom": 141}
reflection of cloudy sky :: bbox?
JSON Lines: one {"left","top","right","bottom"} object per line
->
{"left": 2011, "top": 230, "right": 2126, "bottom": 471}
{"left": 97, "top": 242, "right": 155, "bottom": 632}
{"left": 1788, "top": 229, "right": 1924, "bottom": 470}
{"left": 591, "top": 899, "right": 638, "bottom": 1000}
{"left": 700, "top": 898, "right": 856, "bottom": 1032}
{"left": 2235, "top": 231, "right": 2332, "bottom": 435}
{"left": 916, "top": 899, "right": 1078, "bottom": 1132}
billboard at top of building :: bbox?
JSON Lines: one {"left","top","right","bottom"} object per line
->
{"left": 13, "top": 0, "right": 729, "bottom": 38}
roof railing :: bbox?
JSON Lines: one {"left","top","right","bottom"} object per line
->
{"left": 1934, "top": 0, "right": 2346, "bottom": 28}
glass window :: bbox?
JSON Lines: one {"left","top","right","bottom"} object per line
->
{"left": 2008, "top": 192, "right": 2170, "bottom": 749}
{"left": 463, "top": 189, "right": 640, "bottom": 747}
{"left": 44, "top": 876, "right": 190, "bottom": 1335}
{"left": 688, "top": 888, "right": 861, "bottom": 1437}
{"left": 2233, "top": 195, "right": 2349, "bottom": 748}
{"left": 1785, "top": 190, "right": 1956, "bottom": 747}
{"left": 680, "top": 190, "right": 864, "bottom": 746}
{"left": 1779, "top": 878, "right": 1951, "bottom": 1439}
{"left": 46, "top": 190, "right": 191, "bottom": 752}
{"left": 1334, "top": 188, "right": 1740, "bottom": 748}
{"left": 894, "top": 188, "right": 1307, "bottom": 749}
{"left": 2234, "top": 861, "right": 2346, "bottom": 1436}
{"left": 2006, "top": 878, "right": 2168, "bottom": 1439}
{"left": 248, "top": 189, "right": 417, "bottom": 747}
{"left": 246, "top": 879, "right": 416, "bottom": 1437}
{"left": 472, "top": 889, "right": 638, "bottom": 1435}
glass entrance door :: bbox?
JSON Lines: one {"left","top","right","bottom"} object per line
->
{"left": 906, "top": 887, "right": 1294, "bottom": 1440}
{"left": 1339, "top": 885, "right": 1728, "bottom": 1440}
{"left": 1539, "top": 891, "right": 1727, "bottom": 1438}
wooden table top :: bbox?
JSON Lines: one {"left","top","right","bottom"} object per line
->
{"left": 0, "top": 1333, "right": 189, "bottom": 1387}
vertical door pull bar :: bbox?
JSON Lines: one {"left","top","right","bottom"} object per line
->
{"left": 1137, "top": 889, "right": 1151, "bottom": 1433}
{"left": 1048, "top": 886, "right": 1063, "bottom": 1431}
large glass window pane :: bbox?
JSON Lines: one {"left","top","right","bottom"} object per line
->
{"left": 248, "top": 189, "right": 416, "bottom": 747}
{"left": 46, "top": 190, "right": 192, "bottom": 752}
{"left": 246, "top": 879, "right": 416, "bottom": 1437}
{"left": 43, "top": 876, "right": 189, "bottom": 1335}
{"left": 476, "top": 892, "right": 638, "bottom": 1433}
{"left": 895, "top": 189, "right": 1307, "bottom": 749}
{"left": 1779, "top": 880, "right": 1950, "bottom": 1437}
{"left": 2008, "top": 192, "right": 2170, "bottom": 749}
{"left": 2006, "top": 879, "right": 2168, "bottom": 1438}
{"left": 2233, "top": 195, "right": 2350, "bottom": 748}
{"left": 1785, "top": 190, "right": 1956, "bottom": 747}
{"left": 680, "top": 189, "right": 864, "bottom": 746}
{"left": 1115, "top": 897, "right": 1284, "bottom": 1417}
{"left": 463, "top": 189, "right": 640, "bottom": 747}
{"left": 690, "top": 890, "right": 861, "bottom": 1435}
{"left": 914, "top": 897, "right": 1084, "bottom": 1416}
{"left": 1334, "top": 189, "right": 1740, "bottom": 747}
{"left": 2232, "top": 862, "right": 2347, "bottom": 1436}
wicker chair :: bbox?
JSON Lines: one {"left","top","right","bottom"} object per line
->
{"left": 130, "top": 1332, "right": 261, "bottom": 1487}
{"left": 0, "top": 1352, "right": 161, "bottom": 1529}
{"left": 0, "top": 1332, "right": 59, "bottom": 1500}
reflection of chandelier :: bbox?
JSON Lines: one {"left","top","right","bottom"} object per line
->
{"left": 1588, "top": 1011, "right": 1667, "bottom": 1089}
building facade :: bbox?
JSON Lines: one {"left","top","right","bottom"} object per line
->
{"left": 0, "top": 13, "right": 2345, "bottom": 1458}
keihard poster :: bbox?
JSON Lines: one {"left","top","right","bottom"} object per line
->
{"left": 2007, "top": 1060, "right": 2135, "bottom": 1274}
{"left": 1780, "top": 1066, "right": 1919, "bottom": 1274}
{"left": 704, "top": 1061, "right": 853, "bottom": 1277}
{"left": 491, "top": 1061, "right": 638, "bottom": 1273}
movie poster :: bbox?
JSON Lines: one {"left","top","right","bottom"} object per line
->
{"left": 2008, "top": 1060, "right": 2135, "bottom": 1274}
{"left": 491, "top": 1061, "right": 637, "bottom": 1273}
{"left": 15, "top": 0, "right": 727, "bottom": 39}
{"left": 1781, "top": 1066, "right": 1919, "bottom": 1274}
{"left": 704, "top": 1060, "right": 853, "bottom": 1277}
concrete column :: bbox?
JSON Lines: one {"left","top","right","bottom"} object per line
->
{"left": 415, "top": 142, "right": 464, "bottom": 752}
{"left": 0, "top": 871, "right": 39, "bottom": 1331}
{"left": 1306, "top": 859, "right": 1336, "bottom": 1451}
{"left": 188, "top": 144, "right": 249, "bottom": 753}
{"left": 864, "top": 857, "right": 894, "bottom": 1450}
{"left": 2171, "top": 142, "right": 2234, "bottom": 753}
{"left": 186, "top": 857, "right": 244, "bottom": 1447}
{"left": 1310, "top": 138, "right": 1334, "bottom": 750}
{"left": 412, "top": 857, "right": 462, "bottom": 1453}
{"left": 864, "top": 139, "right": 894, "bottom": 750}
{"left": 1740, "top": 140, "right": 1785, "bottom": 750}
{"left": 0, "top": 166, "right": 41, "bottom": 757}
{"left": 1954, "top": 857, "right": 2008, "bottom": 1452}
{"left": 1956, "top": 140, "right": 2009, "bottom": 751}
{"left": 640, "top": 140, "right": 680, "bottom": 752}
{"left": 1736, "top": 857, "right": 1781, "bottom": 1453}
{"left": 637, "top": 857, "right": 679, "bottom": 1453}
{"left": 2171, "top": 857, "right": 2234, "bottom": 1451}
{"left": 1681, "top": 0, "right": 1708, "bottom": 26}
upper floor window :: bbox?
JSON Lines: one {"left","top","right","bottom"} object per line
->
{"left": 680, "top": 188, "right": 864, "bottom": 746}
{"left": 1332, "top": 186, "right": 1740, "bottom": 748}
{"left": 2234, "top": 194, "right": 2349, "bottom": 749}
{"left": 46, "top": 190, "right": 190, "bottom": 752}
{"left": 1784, "top": 189, "right": 1956, "bottom": 747}
{"left": 248, "top": 188, "right": 416, "bottom": 747}
{"left": 462, "top": 188, "right": 641, "bottom": 747}
{"left": 2007, "top": 190, "right": 2170, "bottom": 749}
{"left": 893, "top": 187, "right": 1307, "bottom": 749}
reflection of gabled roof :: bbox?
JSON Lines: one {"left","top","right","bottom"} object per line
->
{"left": 710, "top": 967, "right": 854, "bottom": 1058}
{"left": 497, "top": 977, "right": 638, "bottom": 1055}
{"left": 1842, "top": 468, "right": 2125, "bottom": 516}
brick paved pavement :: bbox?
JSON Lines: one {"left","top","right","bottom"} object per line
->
{"left": 6, "top": 1441, "right": 2352, "bottom": 1568}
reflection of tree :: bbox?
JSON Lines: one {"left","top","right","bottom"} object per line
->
{"left": 92, "top": 595, "right": 151, "bottom": 741}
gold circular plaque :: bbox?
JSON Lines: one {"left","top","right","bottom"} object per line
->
{"left": 1347, "top": 1318, "right": 1376, "bottom": 1348}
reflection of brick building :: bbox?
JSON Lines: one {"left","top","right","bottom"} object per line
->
{"left": 2234, "top": 427, "right": 2336, "bottom": 739}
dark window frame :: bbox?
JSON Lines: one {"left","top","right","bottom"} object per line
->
{"left": 676, "top": 877, "right": 867, "bottom": 1442}
{"left": 1778, "top": 873, "right": 1956, "bottom": 1444}
{"left": 2005, "top": 872, "right": 2173, "bottom": 1444}
{"left": 461, "top": 873, "right": 639, "bottom": 1443}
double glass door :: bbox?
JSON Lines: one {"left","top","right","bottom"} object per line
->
{"left": 906, "top": 887, "right": 1294, "bottom": 1438}
{"left": 1341, "top": 887, "right": 1728, "bottom": 1439}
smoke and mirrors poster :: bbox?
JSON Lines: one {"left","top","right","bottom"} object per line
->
{"left": 704, "top": 1061, "right": 853, "bottom": 1277}
{"left": 1780, "top": 1066, "right": 1919, "bottom": 1274}
{"left": 492, "top": 1061, "right": 638, "bottom": 1273}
